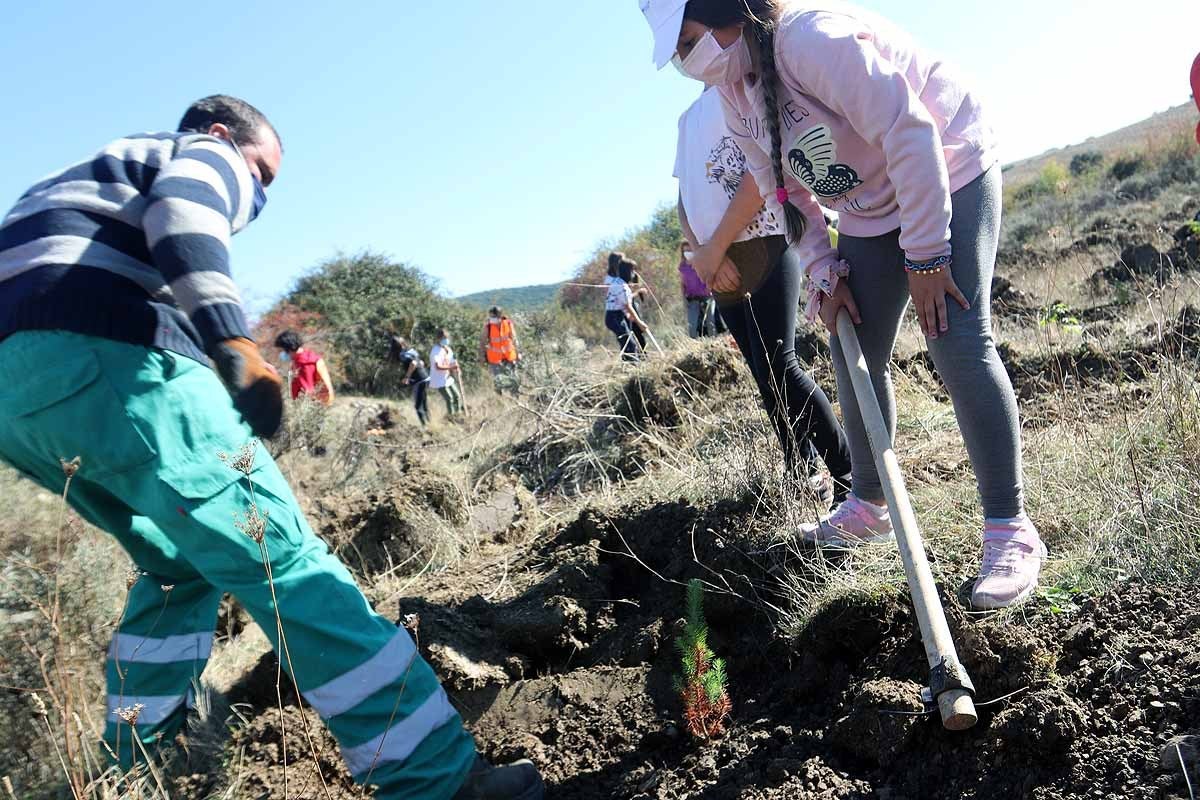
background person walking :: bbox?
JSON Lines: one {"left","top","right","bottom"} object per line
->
{"left": 481, "top": 306, "right": 521, "bottom": 397}
{"left": 275, "top": 329, "right": 335, "bottom": 405}
{"left": 430, "top": 327, "right": 465, "bottom": 418}
{"left": 391, "top": 335, "right": 432, "bottom": 426}
{"left": 605, "top": 258, "right": 649, "bottom": 362}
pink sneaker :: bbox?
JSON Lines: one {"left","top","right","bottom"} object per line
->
{"left": 971, "top": 518, "right": 1047, "bottom": 610}
{"left": 799, "top": 494, "right": 895, "bottom": 547}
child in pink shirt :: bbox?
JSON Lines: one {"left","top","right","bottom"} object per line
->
{"left": 640, "top": 0, "right": 1044, "bottom": 610}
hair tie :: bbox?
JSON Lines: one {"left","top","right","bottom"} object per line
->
{"left": 776, "top": 188, "right": 790, "bottom": 205}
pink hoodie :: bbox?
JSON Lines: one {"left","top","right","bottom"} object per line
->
{"left": 718, "top": 2, "right": 998, "bottom": 312}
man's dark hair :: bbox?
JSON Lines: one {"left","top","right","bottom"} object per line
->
{"left": 436, "top": 327, "right": 451, "bottom": 339}
{"left": 274, "top": 330, "right": 303, "bottom": 352}
{"left": 388, "top": 335, "right": 409, "bottom": 362}
{"left": 178, "top": 94, "right": 281, "bottom": 148}
{"left": 489, "top": 306, "right": 505, "bottom": 317}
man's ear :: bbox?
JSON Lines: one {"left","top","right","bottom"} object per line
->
{"left": 207, "top": 122, "right": 232, "bottom": 142}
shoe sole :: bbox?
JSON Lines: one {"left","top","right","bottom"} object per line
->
{"left": 971, "top": 581, "right": 1038, "bottom": 611}
{"left": 798, "top": 529, "right": 896, "bottom": 548}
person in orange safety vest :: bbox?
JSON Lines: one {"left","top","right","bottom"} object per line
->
{"left": 480, "top": 306, "right": 520, "bottom": 397}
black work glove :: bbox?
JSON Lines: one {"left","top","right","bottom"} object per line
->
{"left": 211, "top": 338, "right": 285, "bottom": 438}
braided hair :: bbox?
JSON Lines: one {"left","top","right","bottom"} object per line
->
{"left": 683, "top": 0, "right": 806, "bottom": 244}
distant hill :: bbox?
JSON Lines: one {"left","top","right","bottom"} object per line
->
{"left": 458, "top": 282, "right": 561, "bottom": 312}
{"left": 1004, "top": 102, "right": 1197, "bottom": 185}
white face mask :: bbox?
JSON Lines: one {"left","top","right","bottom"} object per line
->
{"left": 676, "top": 29, "right": 752, "bottom": 85}
{"left": 682, "top": 250, "right": 695, "bottom": 261}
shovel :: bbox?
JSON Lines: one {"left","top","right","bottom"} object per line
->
{"left": 457, "top": 371, "right": 470, "bottom": 419}
{"left": 835, "top": 310, "right": 978, "bottom": 731}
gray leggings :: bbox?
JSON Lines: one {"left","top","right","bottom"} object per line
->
{"left": 830, "top": 164, "right": 1024, "bottom": 519}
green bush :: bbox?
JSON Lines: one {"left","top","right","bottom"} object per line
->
{"left": 1109, "top": 154, "right": 1145, "bottom": 181}
{"left": 1037, "top": 161, "right": 1070, "bottom": 194}
{"left": 1069, "top": 151, "right": 1104, "bottom": 177}
{"left": 1116, "top": 174, "right": 1163, "bottom": 202}
{"left": 1010, "top": 161, "right": 1071, "bottom": 205}
{"left": 1005, "top": 220, "right": 1044, "bottom": 247}
{"left": 1157, "top": 143, "right": 1199, "bottom": 185}
{"left": 279, "top": 251, "right": 484, "bottom": 393}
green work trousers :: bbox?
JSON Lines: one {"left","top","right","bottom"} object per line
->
{"left": 0, "top": 331, "right": 476, "bottom": 799}
{"left": 438, "top": 383, "right": 463, "bottom": 417}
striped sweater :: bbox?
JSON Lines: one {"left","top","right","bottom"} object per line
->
{"left": 0, "top": 132, "right": 257, "bottom": 363}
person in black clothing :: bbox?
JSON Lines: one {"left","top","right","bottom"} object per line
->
{"left": 390, "top": 335, "right": 430, "bottom": 426}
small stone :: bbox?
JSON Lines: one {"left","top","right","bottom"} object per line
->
{"left": 1161, "top": 736, "right": 1199, "bottom": 774}
{"left": 1138, "top": 652, "right": 1155, "bottom": 667}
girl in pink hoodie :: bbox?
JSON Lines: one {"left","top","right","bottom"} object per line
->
{"left": 640, "top": 0, "right": 1045, "bottom": 610}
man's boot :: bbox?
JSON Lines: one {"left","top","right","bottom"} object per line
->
{"left": 452, "top": 756, "right": 544, "bottom": 800}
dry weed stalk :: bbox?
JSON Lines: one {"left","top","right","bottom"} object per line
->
{"left": 15, "top": 457, "right": 97, "bottom": 800}
{"left": 221, "top": 441, "right": 334, "bottom": 800}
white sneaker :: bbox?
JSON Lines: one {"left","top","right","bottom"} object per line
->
{"left": 798, "top": 494, "right": 895, "bottom": 547}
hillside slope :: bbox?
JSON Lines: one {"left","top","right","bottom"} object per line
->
{"left": 458, "top": 282, "right": 561, "bottom": 312}
{"left": 1004, "top": 102, "right": 1197, "bottom": 184}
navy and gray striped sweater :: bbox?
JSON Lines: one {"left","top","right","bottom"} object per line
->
{"left": 0, "top": 131, "right": 258, "bottom": 363}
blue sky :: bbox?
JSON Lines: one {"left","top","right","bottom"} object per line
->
{"left": 1, "top": 1, "right": 1196, "bottom": 312}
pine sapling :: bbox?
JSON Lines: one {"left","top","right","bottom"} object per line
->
{"left": 673, "top": 579, "right": 731, "bottom": 740}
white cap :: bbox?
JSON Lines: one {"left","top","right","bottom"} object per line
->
{"left": 639, "top": 0, "right": 688, "bottom": 70}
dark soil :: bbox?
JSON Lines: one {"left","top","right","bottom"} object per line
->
{"left": 312, "top": 464, "right": 467, "bottom": 576}
{"left": 170, "top": 284, "right": 1200, "bottom": 800}
{"left": 1091, "top": 226, "right": 1200, "bottom": 286}
{"left": 191, "top": 488, "right": 1200, "bottom": 799}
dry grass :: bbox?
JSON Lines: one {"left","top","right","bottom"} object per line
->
{"left": 779, "top": 293, "right": 1200, "bottom": 633}
{"left": 3, "top": 122, "right": 1199, "bottom": 796}
{"left": 4, "top": 302, "right": 1199, "bottom": 795}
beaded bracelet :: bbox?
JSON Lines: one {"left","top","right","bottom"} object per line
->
{"left": 905, "top": 254, "right": 952, "bottom": 275}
